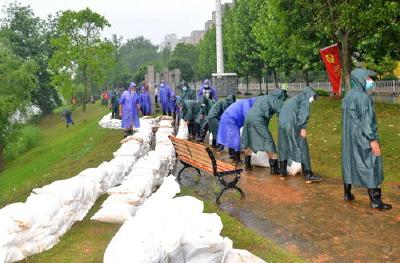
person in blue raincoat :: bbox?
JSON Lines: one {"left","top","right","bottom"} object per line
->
{"left": 170, "top": 93, "right": 179, "bottom": 119}
{"left": 197, "top": 79, "right": 218, "bottom": 101}
{"left": 242, "top": 89, "right": 287, "bottom": 173}
{"left": 140, "top": 84, "right": 152, "bottom": 116}
{"left": 342, "top": 68, "right": 391, "bottom": 210}
{"left": 217, "top": 98, "right": 257, "bottom": 162}
{"left": 278, "top": 87, "right": 321, "bottom": 183}
{"left": 119, "top": 82, "right": 140, "bottom": 137}
{"left": 159, "top": 80, "right": 172, "bottom": 116}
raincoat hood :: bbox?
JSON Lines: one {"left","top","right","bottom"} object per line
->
{"left": 225, "top": 94, "right": 236, "bottom": 104}
{"left": 300, "top": 87, "right": 316, "bottom": 101}
{"left": 270, "top": 89, "right": 288, "bottom": 101}
{"left": 129, "top": 82, "right": 136, "bottom": 89}
{"left": 351, "top": 68, "right": 376, "bottom": 91}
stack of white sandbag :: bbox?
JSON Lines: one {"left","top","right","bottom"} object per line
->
{"left": 103, "top": 176, "right": 265, "bottom": 263}
{"left": 0, "top": 117, "right": 159, "bottom": 262}
{"left": 98, "top": 113, "right": 122, "bottom": 129}
{"left": 176, "top": 120, "right": 189, "bottom": 140}
{"left": 91, "top": 119, "right": 176, "bottom": 224}
{"left": 0, "top": 175, "right": 102, "bottom": 262}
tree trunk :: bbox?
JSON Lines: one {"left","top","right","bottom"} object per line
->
{"left": 0, "top": 144, "right": 4, "bottom": 172}
{"left": 259, "top": 76, "right": 263, "bottom": 95}
{"left": 83, "top": 65, "right": 87, "bottom": 112}
{"left": 341, "top": 31, "right": 352, "bottom": 93}
{"left": 246, "top": 76, "right": 249, "bottom": 94}
{"left": 265, "top": 71, "right": 269, "bottom": 94}
{"left": 303, "top": 70, "right": 310, "bottom": 86}
{"left": 272, "top": 69, "right": 279, "bottom": 89}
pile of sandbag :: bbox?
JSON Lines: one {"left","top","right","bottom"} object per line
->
{"left": 91, "top": 121, "right": 176, "bottom": 224}
{"left": 103, "top": 176, "right": 265, "bottom": 263}
{"left": 0, "top": 117, "right": 158, "bottom": 263}
{"left": 98, "top": 113, "right": 123, "bottom": 129}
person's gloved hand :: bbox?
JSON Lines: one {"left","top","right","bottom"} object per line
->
{"left": 370, "top": 140, "right": 381, "bottom": 156}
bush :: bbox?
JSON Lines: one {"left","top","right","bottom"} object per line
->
{"left": 4, "top": 125, "right": 40, "bottom": 161}
{"left": 382, "top": 74, "right": 399, "bottom": 81}
{"left": 315, "top": 89, "right": 330, "bottom": 97}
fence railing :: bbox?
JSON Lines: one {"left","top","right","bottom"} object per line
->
{"left": 238, "top": 80, "right": 400, "bottom": 94}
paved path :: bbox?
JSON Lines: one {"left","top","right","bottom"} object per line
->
{"left": 175, "top": 151, "right": 400, "bottom": 263}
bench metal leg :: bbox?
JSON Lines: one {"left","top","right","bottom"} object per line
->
{"left": 216, "top": 172, "right": 244, "bottom": 205}
{"left": 177, "top": 162, "right": 201, "bottom": 181}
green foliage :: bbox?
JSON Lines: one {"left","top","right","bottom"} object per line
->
{"left": 0, "top": 2, "right": 62, "bottom": 114}
{"left": 49, "top": 8, "right": 114, "bottom": 111}
{"left": 315, "top": 89, "right": 330, "bottom": 97}
{"left": 169, "top": 43, "right": 199, "bottom": 82}
{"left": 4, "top": 125, "right": 40, "bottom": 161}
{"left": 0, "top": 42, "right": 37, "bottom": 165}
{"left": 197, "top": 27, "right": 216, "bottom": 79}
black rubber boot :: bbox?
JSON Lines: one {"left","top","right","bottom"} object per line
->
{"left": 344, "top": 184, "right": 355, "bottom": 201}
{"left": 123, "top": 130, "right": 128, "bottom": 138}
{"left": 302, "top": 164, "right": 321, "bottom": 183}
{"left": 368, "top": 188, "right": 392, "bottom": 210}
{"left": 217, "top": 144, "right": 225, "bottom": 152}
{"left": 233, "top": 151, "right": 242, "bottom": 164}
{"left": 211, "top": 139, "right": 217, "bottom": 148}
{"left": 269, "top": 159, "right": 280, "bottom": 175}
{"left": 245, "top": 155, "right": 252, "bottom": 169}
{"left": 278, "top": 161, "right": 288, "bottom": 179}
{"left": 228, "top": 148, "right": 235, "bottom": 159}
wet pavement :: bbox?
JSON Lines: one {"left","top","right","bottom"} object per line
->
{"left": 174, "top": 150, "right": 400, "bottom": 263}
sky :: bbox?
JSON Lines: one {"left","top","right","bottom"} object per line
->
{"left": 3, "top": 0, "right": 231, "bottom": 45}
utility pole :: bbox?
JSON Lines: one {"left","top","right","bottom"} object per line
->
{"left": 215, "top": 0, "right": 224, "bottom": 74}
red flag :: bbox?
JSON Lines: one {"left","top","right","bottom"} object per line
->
{"left": 320, "top": 44, "right": 342, "bottom": 95}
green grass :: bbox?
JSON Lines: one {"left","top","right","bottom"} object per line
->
{"left": 268, "top": 97, "right": 400, "bottom": 183}
{"left": 0, "top": 103, "right": 122, "bottom": 208}
{"left": 179, "top": 187, "right": 306, "bottom": 263}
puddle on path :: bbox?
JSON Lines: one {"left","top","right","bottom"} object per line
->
{"left": 174, "top": 150, "right": 400, "bottom": 263}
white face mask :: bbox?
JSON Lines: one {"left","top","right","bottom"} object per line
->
{"left": 182, "top": 86, "right": 187, "bottom": 91}
{"left": 309, "top": 96, "right": 314, "bottom": 103}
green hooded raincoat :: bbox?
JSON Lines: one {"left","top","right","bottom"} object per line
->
{"left": 180, "top": 100, "right": 202, "bottom": 125}
{"left": 278, "top": 87, "right": 316, "bottom": 170}
{"left": 208, "top": 95, "right": 236, "bottom": 138}
{"left": 342, "top": 68, "right": 383, "bottom": 188}
{"left": 241, "top": 89, "right": 287, "bottom": 153}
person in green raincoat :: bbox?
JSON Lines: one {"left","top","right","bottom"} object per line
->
{"left": 278, "top": 86, "right": 321, "bottom": 183}
{"left": 342, "top": 68, "right": 391, "bottom": 210}
{"left": 177, "top": 80, "right": 196, "bottom": 101}
{"left": 177, "top": 99, "right": 202, "bottom": 141}
{"left": 197, "top": 92, "right": 216, "bottom": 142}
{"left": 208, "top": 95, "right": 236, "bottom": 148}
{"left": 242, "top": 89, "right": 287, "bottom": 174}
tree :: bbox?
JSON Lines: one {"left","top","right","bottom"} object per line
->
{"left": 296, "top": 0, "right": 400, "bottom": 90}
{"left": 0, "top": 2, "right": 61, "bottom": 113}
{"left": 0, "top": 43, "right": 37, "bottom": 170}
{"left": 49, "top": 8, "right": 113, "bottom": 112}
{"left": 197, "top": 27, "right": 217, "bottom": 80}
{"left": 169, "top": 43, "right": 199, "bottom": 82}
{"left": 224, "top": 0, "right": 265, "bottom": 92}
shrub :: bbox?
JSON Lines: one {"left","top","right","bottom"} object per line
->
{"left": 4, "top": 125, "right": 40, "bottom": 161}
{"left": 315, "top": 89, "right": 330, "bottom": 97}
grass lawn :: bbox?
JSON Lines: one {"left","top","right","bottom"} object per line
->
{"left": 0, "top": 103, "right": 122, "bottom": 208}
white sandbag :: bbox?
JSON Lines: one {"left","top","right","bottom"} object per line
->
{"left": 287, "top": 160, "right": 302, "bottom": 176}
{"left": 182, "top": 236, "right": 233, "bottom": 263}
{"left": 209, "top": 133, "right": 213, "bottom": 145}
{"left": 176, "top": 121, "right": 189, "bottom": 140}
{"left": 159, "top": 120, "right": 173, "bottom": 128}
{"left": 91, "top": 202, "right": 138, "bottom": 224}
{"left": 251, "top": 151, "right": 270, "bottom": 167}
{"left": 98, "top": 113, "right": 123, "bottom": 130}
{"left": 113, "top": 141, "right": 143, "bottom": 157}
{"left": 0, "top": 247, "right": 24, "bottom": 263}
{"left": 103, "top": 194, "right": 142, "bottom": 206}
{"left": 222, "top": 249, "right": 266, "bottom": 263}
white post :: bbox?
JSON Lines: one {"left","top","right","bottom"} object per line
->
{"left": 215, "top": 0, "right": 224, "bottom": 74}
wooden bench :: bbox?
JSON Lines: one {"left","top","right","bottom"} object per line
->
{"left": 169, "top": 136, "right": 245, "bottom": 205}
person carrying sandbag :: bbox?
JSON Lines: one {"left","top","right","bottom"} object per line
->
{"left": 177, "top": 99, "right": 202, "bottom": 141}
{"left": 241, "top": 88, "right": 287, "bottom": 173}
{"left": 277, "top": 87, "right": 321, "bottom": 183}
